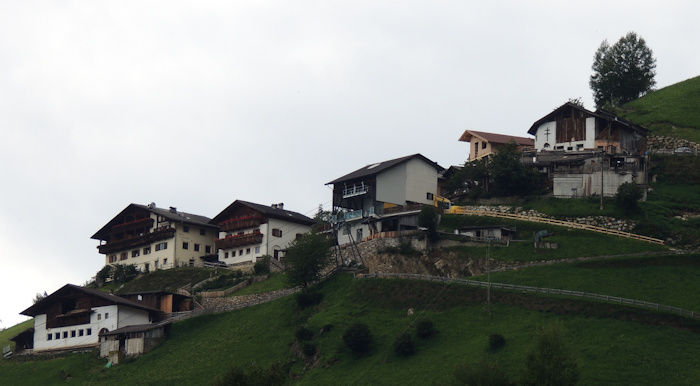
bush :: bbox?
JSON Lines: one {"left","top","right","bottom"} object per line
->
{"left": 394, "top": 332, "right": 415, "bottom": 357}
{"left": 521, "top": 324, "right": 579, "bottom": 386}
{"left": 342, "top": 323, "right": 373, "bottom": 354}
{"left": 416, "top": 319, "right": 436, "bottom": 339}
{"left": 295, "top": 326, "right": 314, "bottom": 342}
{"left": 302, "top": 343, "right": 317, "bottom": 358}
{"left": 616, "top": 182, "right": 643, "bottom": 214}
{"left": 254, "top": 255, "right": 271, "bottom": 274}
{"left": 489, "top": 334, "right": 506, "bottom": 352}
{"left": 296, "top": 291, "right": 323, "bottom": 309}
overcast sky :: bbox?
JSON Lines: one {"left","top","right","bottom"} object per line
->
{"left": 1, "top": 1, "right": 698, "bottom": 328}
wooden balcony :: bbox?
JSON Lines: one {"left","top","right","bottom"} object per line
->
{"left": 111, "top": 217, "right": 154, "bottom": 233}
{"left": 98, "top": 227, "right": 175, "bottom": 254}
{"left": 215, "top": 231, "right": 264, "bottom": 249}
{"left": 219, "top": 214, "right": 265, "bottom": 232}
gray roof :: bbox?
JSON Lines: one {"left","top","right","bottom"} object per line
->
{"left": 210, "top": 200, "right": 315, "bottom": 226}
{"left": 92, "top": 203, "right": 216, "bottom": 241}
{"left": 527, "top": 102, "right": 648, "bottom": 136}
{"left": 327, "top": 154, "right": 444, "bottom": 185}
{"left": 21, "top": 284, "right": 162, "bottom": 317}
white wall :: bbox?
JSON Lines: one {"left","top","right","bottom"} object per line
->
{"left": 404, "top": 158, "right": 438, "bottom": 205}
{"left": 376, "top": 163, "right": 408, "bottom": 205}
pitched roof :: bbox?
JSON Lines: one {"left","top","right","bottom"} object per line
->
{"left": 91, "top": 203, "right": 216, "bottom": 241}
{"left": 527, "top": 102, "right": 648, "bottom": 135}
{"left": 327, "top": 154, "right": 444, "bottom": 185}
{"left": 458, "top": 130, "right": 534, "bottom": 146}
{"left": 99, "top": 321, "right": 171, "bottom": 336}
{"left": 21, "top": 284, "right": 162, "bottom": 317}
{"left": 209, "top": 200, "right": 315, "bottom": 226}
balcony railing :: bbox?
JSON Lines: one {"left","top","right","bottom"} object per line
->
{"left": 215, "top": 231, "right": 264, "bottom": 249}
{"left": 98, "top": 227, "right": 175, "bottom": 254}
{"left": 111, "top": 217, "right": 154, "bottom": 232}
{"left": 342, "top": 183, "right": 370, "bottom": 198}
{"left": 219, "top": 214, "right": 265, "bottom": 232}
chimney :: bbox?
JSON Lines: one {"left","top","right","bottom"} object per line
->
{"left": 169, "top": 206, "right": 177, "bottom": 213}
{"left": 278, "top": 203, "right": 284, "bottom": 210}
{"left": 271, "top": 204, "right": 277, "bottom": 209}
{"left": 147, "top": 202, "right": 156, "bottom": 209}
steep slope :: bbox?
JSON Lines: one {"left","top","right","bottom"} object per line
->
{"left": 618, "top": 75, "right": 700, "bottom": 143}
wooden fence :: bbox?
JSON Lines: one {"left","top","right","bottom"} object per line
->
{"left": 360, "top": 272, "right": 699, "bottom": 319}
{"left": 449, "top": 209, "right": 664, "bottom": 245}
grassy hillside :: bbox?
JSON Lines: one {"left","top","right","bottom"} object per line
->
{"left": 618, "top": 75, "right": 700, "bottom": 143}
{"left": 3, "top": 273, "right": 700, "bottom": 385}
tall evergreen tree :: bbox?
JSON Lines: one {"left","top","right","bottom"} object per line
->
{"left": 590, "top": 32, "right": 656, "bottom": 108}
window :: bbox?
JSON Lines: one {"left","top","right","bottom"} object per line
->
{"left": 87, "top": 328, "right": 92, "bottom": 335}
{"left": 155, "top": 242, "right": 167, "bottom": 251}
{"left": 183, "top": 225, "right": 189, "bottom": 232}
{"left": 109, "top": 255, "right": 117, "bottom": 263}
{"left": 426, "top": 192, "right": 434, "bottom": 200}
{"left": 231, "top": 251, "right": 236, "bottom": 257}
{"left": 132, "top": 249, "right": 140, "bottom": 258}
{"left": 71, "top": 330, "right": 76, "bottom": 338}
{"left": 79, "top": 329, "right": 84, "bottom": 336}
{"left": 189, "top": 258, "right": 194, "bottom": 267}
{"left": 47, "top": 333, "right": 52, "bottom": 341}
{"left": 63, "top": 331, "right": 68, "bottom": 339}
{"left": 200, "top": 228, "right": 206, "bottom": 236}
{"left": 97, "top": 314, "right": 101, "bottom": 320}
{"left": 482, "top": 141, "right": 487, "bottom": 149}
{"left": 194, "top": 244, "right": 200, "bottom": 252}
{"left": 205, "top": 245, "right": 212, "bottom": 254}
{"left": 163, "top": 258, "right": 168, "bottom": 266}
{"left": 105, "top": 313, "right": 109, "bottom": 319}
{"left": 296, "top": 233, "right": 303, "bottom": 240}
{"left": 272, "top": 228, "right": 282, "bottom": 237}
{"left": 224, "top": 252, "right": 229, "bottom": 259}
{"left": 143, "top": 246, "right": 151, "bottom": 255}
{"left": 182, "top": 242, "right": 189, "bottom": 250}
{"left": 246, "top": 248, "right": 251, "bottom": 254}
{"left": 255, "top": 246, "right": 261, "bottom": 254}
{"left": 239, "top": 249, "right": 244, "bottom": 256}
{"left": 120, "top": 252, "right": 127, "bottom": 261}
{"left": 55, "top": 332, "right": 60, "bottom": 340}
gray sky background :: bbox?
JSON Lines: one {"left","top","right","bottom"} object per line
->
{"left": 1, "top": 1, "right": 698, "bottom": 328}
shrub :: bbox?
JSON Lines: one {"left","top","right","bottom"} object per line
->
{"left": 254, "top": 255, "right": 270, "bottom": 274}
{"left": 489, "top": 334, "right": 506, "bottom": 352}
{"left": 615, "top": 182, "right": 643, "bottom": 214}
{"left": 295, "top": 326, "right": 314, "bottom": 342}
{"left": 296, "top": 291, "right": 323, "bottom": 309}
{"left": 302, "top": 343, "right": 317, "bottom": 358}
{"left": 416, "top": 319, "right": 436, "bottom": 339}
{"left": 521, "top": 324, "right": 579, "bottom": 386}
{"left": 342, "top": 323, "right": 373, "bottom": 354}
{"left": 394, "top": 332, "right": 415, "bottom": 357}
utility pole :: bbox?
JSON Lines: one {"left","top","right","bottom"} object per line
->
{"left": 600, "top": 152, "right": 605, "bottom": 210}
{"left": 486, "top": 238, "right": 491, "bottom": 313}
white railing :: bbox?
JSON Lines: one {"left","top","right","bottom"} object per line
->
{"left": 343, "top": 184, "right": 370, "bottom": 198}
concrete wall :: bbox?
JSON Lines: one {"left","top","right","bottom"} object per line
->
{"left": 376, "top": 162, "right": 408, "bottom": 205}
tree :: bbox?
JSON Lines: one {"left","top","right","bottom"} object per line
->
{"left": 522, "top": 323, "right": 579, "bottom": 386}
{"left": 342, "top": 322, "right": 373, "bottom": 354}
{"left": 32, "top": 291, "right": 48, "bottom": 304}
{"left": 95, "top": 265, "right": 113, "bottom": 286}
{"left": 418, "top": 205, "right": 439, "bottom": 242}
{"left": 615, "top": 182, "right": 643, "bottom": 214}
{"left": 446, "top": 158, "right": 488, "bottom": 198}
{"left": 112, "top": 264, "right": 139, "bottom": 283}
{"left": 590, "top": 32, "right": 656, "bottom": 108}
{"left": 489, "top": 141, "right": 540, "bottom": 197}
{"left": 284, "top": 231, "right": 332, "bottom": 289}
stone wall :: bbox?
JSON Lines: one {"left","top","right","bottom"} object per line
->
{"left": 647, "top": 135, "right": 700, "bottom": 152}
{"left": 201, "top": 288, "right": 299, "bottom": 309}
